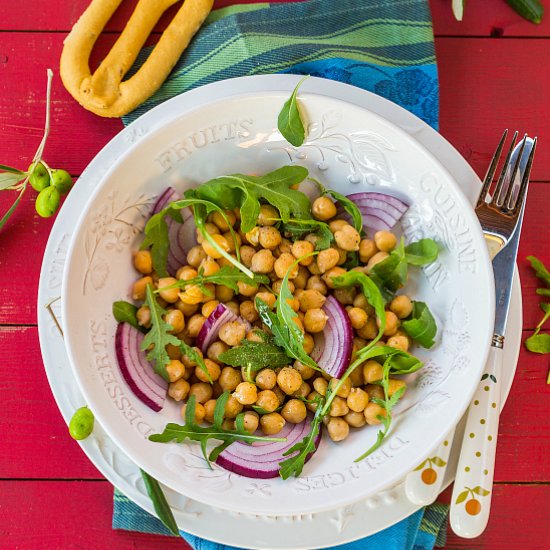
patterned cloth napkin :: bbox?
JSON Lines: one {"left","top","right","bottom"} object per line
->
{"left": 116, "top": 0, "right": 446, "bottom": 548}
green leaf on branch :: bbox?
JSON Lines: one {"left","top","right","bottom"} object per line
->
{"left": 277, "top": 76, "right": 309, "bottom": 147}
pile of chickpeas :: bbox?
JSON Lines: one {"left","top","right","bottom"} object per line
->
{"left": 130, "top": 194, "right": 414, "bottom": 444}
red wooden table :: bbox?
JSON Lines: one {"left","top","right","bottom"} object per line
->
{"left": 0, "top": 0, "right": 549, "bottom": 547}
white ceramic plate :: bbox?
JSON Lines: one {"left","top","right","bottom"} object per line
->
{"left": 39, "top": 75, "right": 520, "bottom": 548}
{"left": 60, "top": 76, "right": 495, "bottom": 517}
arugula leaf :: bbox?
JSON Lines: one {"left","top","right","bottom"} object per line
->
{"left": 180, "top": 340, "right": 212, "bottom": 383}
{"left": 527, "top": 255, "right": 550, "bottom": 287}
{"left": 369, "top": 238, "right": 408, "bottom": 295}
{"left": 218, "top": 338, "right": 289, "bottom": 370}
{"left": 277, "top": 76, "right": 309, "bottom": 147}
{"left": 112, "top": 300, "right": 142, "bottom": 331}
{"left": 194, "top": 166, "right": 311, "bottom": 233}
{"left": 141, "top": 211, "right": 170, "bottom": 278}
{"left": 141, "top": 284, "right": 182, "bottom": 382}
{"left": 279, "top": 394, "right": 325, "bottom": 479}
{"left": 140, "top": 469, "right": 179, "bottom": 536}
{"left": 150, "top": 393, "right": 286, "bottom": 466}
{"left": 281, "top": 219, "right": 334, "bottom": 250}
{"left": 405, "top": 239, "right": 439, "bottom": 266}
{"left": 325, "top": 189, "right": 363, "bottom": 233}
{"left": 401, "top": 301, "right": 438, "bottom": 349}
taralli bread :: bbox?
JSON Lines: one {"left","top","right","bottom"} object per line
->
{"left": 60, "top": 0, "right": 214, "bottom": 117}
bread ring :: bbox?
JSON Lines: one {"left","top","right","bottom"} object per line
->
{"left": 60, "top": 0, "right": 214, "bottom": 117}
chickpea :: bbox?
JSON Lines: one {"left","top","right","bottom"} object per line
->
{"left": 328, "top": 377, "right": 352, "bottom": 398}
{"left": 307, "top": 261, "right": 322, "bottom": 276}
{"left": 306, "top": 391, "right": 321, "bottom": 412}
{"left": 255, "top": 291, "right": 276, "bottom": 310}
{"left": 165, "top": 309, "right": 185, "bottom": 334}
{"left": 132, "top": 276, "right": 153, "bottom": 301}
{"left": 293, "top": 266, "right": 310, "bottom": 289}
{"left": 345, "top": 411, "right": 367, "bottom": 428}
{"left": 364, "top": 402, "right": 387, "bottom": 425}
{"left": 256, "top": 369, "right": 277, "bottom": 390}
{"left": 303, "top": 308, "right": 328, "bottom": 333}
{"left": 357, "top": 318, "right": 379, "bottom": 340}
{"left": 334, "top": 224, "right": 360, "bottom": 251}
{"left": 312, "top": 377, "right": 328, "bottom": 396}
{"left": 297, "top": 289, "right": 326, "bottom": 312}
{"left": 329, "top": 396, "right": 350, "bottom": 417}
{"left": 322, "top": 267, "right": 346, "bottom": 289}
{"left": 293, "top": 360, "right": 315, "bottom": 380}
{"left": 186, "top": 314, "right": 206, "bottom": 338}
{"left": 258, "top": 226, "right": 282, "bottom": 249}
{"left": 281, "top": 399, "right": 307, "bottom": 424}
{"left": 353, "top": 293, "right": 374, "bottom": 313}
{"left": 333, "top": 287, "right": 356, "bottom": 305}
{"left": 165, "top": 360, "right": 185, "bottom": 382}
{"left": 178, "top": 285, "right": 204, "bottom": 305}
{"left": 258, "top": 204, "right": 279, "bottom": 226}
{"left": 362, "top": 360, "right": 383, "bottom": 384}
{"left": 240, "top": 410, "right": 259, "bottom": 433}
{"left": 166, "top": 342, "right": 182, "bottom": 360}
{"left": 377, "top": 310, "right": 399, "bottom": 337}
{"left": 387, "top": 334, "right": 410, "bottom": 351}
{"left": 260, "top": 412, "right": 286, "bottom": 435}
{"left": 255, "top": 390, "right": 280, "bottom": 413}
{"left": 291, "top": 240, "right": 315, "bottom": 265}
{"left": 187, "top": 245, "right": 207, "bottom": 268}
{"left": 286, "top": 297, "right": 300, "bottom": 312}
{"left": 366, "top": 251, "right": 389, "bottom": 272}
{"left": 182, "top": 402, "right": 205, "bottom": 423}
{"left": 328, "top": 219, "right": 348, "bottom": 233}
{"left": 224, "top": 395, "right": 244, "bottom": 418}
{"left": 211, "top": 210, "right": 235, "bottom": 232}
{"left": 246, "top": 329, "right": 266, "bottom": 343}
{"left": 181, "top": 346, "right": 203, "bottom": 368}
{"left": 200, "top": 300, "right": 218, "bottom": 319}
{"left": 175, "top": 300, "right": 199, "bottom": 317}
{"left": 236, "top": 281, "right": 259, "bottom": 297}
{"left": 272, "top": 279, "right": 293, "bottom": 295}
{"left": 195, "top": 359, "right": 221, "bottom": 383}
{"left": 201, "top": 234, "right": 230, "bottom": 259}
{"left": 359, "top": 239, "right": 378, "bottom": 263}
{"left": 236, "top": 301, "right": 257, "bottom": 324}
{"left": 365, "top": 384, "right": 384, "bottom": 401}
{"left": 272, "top": 385, "right": 286, "bottom": 405}
{"left": 294, "top": 381, "right": 311, "bottom": 399}
{"left": 347, "top": 387, "right": 369, "bottom": 412}
{"left": 251, "top": 249, "right": 275, "bottom": 274}
{"left": 133, "top": 250, "right": 153, "bottom": 274}
{"left": 277, "top": 367, "right": 303, "bottom": 395}
{"left": 327, "top": 418, "right": 350, "bottom": 442}
{"left": 277, "top": 238, "right": 293, "bottom": 255}
{"left": 230, "top": 382, "right": 257, "bottom": 406}
{"left": 168, "top": 378, "right": 190, "bottom": 401}
{"left": 222, "top": 419, "right": 235, "bottom": 431}
{"left": 136, "top": 305, "right": 151, "bottom": 328}
{"left": 388, "top": 378, "right": 407, "bottom": 398}
{"left": 374, "top": 230, "right": 397, "bottom": 252}
{"left": 203, "top": 399, "right": 217, "bottom": 423}
{"left": 347, "top": 307, "right": 368, "bottom": 329}
{"left": 224, "top": 301, "right": 240, "bottom": 317}
{"left": 218, "top": 321, "right": 246, "bottom": 346}
{"left": 176, "top": 266, "right": 198, "bottom": 281}
{"left": 390, "top": 295, "right": 413, "bottom": 319}
{"left": 312, "top": 196, "right": 337, "bottom": 221}
{"left": 244, "top": 227, "right": 260, "bottom": 247}
{"left": 219, "top": 366, "right": 242, "bottom": 392}
{"left": 316, "top": 248, "right": 339, "bottom": 274}
{"left": 274, "top": 253, "right": 298, "bottom": 279}
{"left": 303, "top": 333, "right": 314, "bottom": 354}
{"left": 306, "top": 275, "right": 328, "bottom": 295}
{"left": 189, "top": 382, "right": 213, "bottom": 404}
{"left": 206, "top": 340, "right": 229, "bottom": 363}
{"left": 239, "top": 245, "right": 256, "bottom": 268}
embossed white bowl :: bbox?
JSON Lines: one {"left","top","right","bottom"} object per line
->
{"left": 62, "top": 75, "right": 494, "bottom": 516}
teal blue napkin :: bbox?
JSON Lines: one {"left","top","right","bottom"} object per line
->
{"left": 115, "top": 0, "right": 445, "bottom": 547}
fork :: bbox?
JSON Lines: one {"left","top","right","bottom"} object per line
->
{"left": 450, "top": 131, "right": 537, "bottom": 538}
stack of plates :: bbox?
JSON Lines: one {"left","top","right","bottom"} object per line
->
{"left": 38, "top": 75, "right": 521, "bottom": 548}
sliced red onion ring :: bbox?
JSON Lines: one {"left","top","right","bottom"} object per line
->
{"left": 311, "top": 295, "right": 353, "bottom": 379}
{"left": 216, "top": 414, "right": 322, "bottom": 478}
{"left": 152, "top": 187, "right": 181, "bottom": 214}
{"left": 196, "top": 304, "right": 239, "bottom": 352}
{"left": 115, "top": 323, "right": 167, "bottom": 412}
{"left": 336, "top": 191, "right": 409, "bottom": 231}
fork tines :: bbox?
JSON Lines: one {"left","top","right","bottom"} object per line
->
{"left": 477, "top": 130, "right": 537, "bottom": 215}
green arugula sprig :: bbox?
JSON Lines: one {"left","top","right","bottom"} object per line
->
{"left": 112, "top": 300, "right": 142, "bottom": 331}
{"left": 401, "top": 301, "right": 438, "bottom": 349}
{"left": 280, "top": 218, "right": 334, "bottom": 250}
{"left": 524, "top": 256, "right": 550, "bottom": 380}
{"left": 218, "top": 336, "right": 289, "bottom": 371}
{"left": 154, "top": 266, "right": 270, "bottom": 296}
{"left": 192, "top": 165, "right": 311, "bottom": 233}
{"left": 277, "top": 76, "right": 309, "bottom": 146}
{"left": 140, "top": 470, "right": 179, "bottom": 536}
{"left": 150, "top": 393, "right": 286, "bottom": 466}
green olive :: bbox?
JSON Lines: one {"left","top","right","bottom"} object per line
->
{"left": 35, "top": 186, "right": 61, "bottom": 218}
{"left": 69, "top": 406, "right": 95, "bottom": 440}
{"left": 50, "top": 169, "right": 73, "bottom": 194}
{"left": 28, "top": 162, "right": 50, "bottom": 192}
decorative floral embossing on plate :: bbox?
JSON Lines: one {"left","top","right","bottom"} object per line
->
{"left": 245, "top": 482, "right": 272, "bottom": 498}
{"left": 124, "top": 126, "right": 149, "bottom": 144}
{"left": 329, "top": 505, "right": 355, "bottom": 533}
{"left": 82, "top": 192, "right": 155, "bottom": 294}
{"left": 443, "top": 299, "right": 472, "bottom": 376}
{"left": 269, "top": 110, "right": 396, "bottom": 183}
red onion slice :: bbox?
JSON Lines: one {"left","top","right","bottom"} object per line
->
{"left": 152, "top": 187, "right": 181, "bottom": 214}
{"left": 196, "top": 304, "right": 239, "bottom": 352}
{"left": 336, "top": 191, "right": 409, "bottom": 232}
{"left": 115, "top": 323, "right": 167, "bottom": 412}
{"left": 216, "top": 414, "right": 322, "bottom": 478}
{"left": 311, "top": 296, "right": 353, "bottom": 379}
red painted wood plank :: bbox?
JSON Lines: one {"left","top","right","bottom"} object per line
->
{"left": 1, "top": 326, "right": 548, "bottom": 481}
{"left": 0, "top": 480, "right": 190, "bottom": 549}
{"left": 430, "top": 0, "right": 550, "bottom": 37}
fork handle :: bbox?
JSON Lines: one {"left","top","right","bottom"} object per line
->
{"left": 450, "top": 345, "right": 502, "bottom": 538}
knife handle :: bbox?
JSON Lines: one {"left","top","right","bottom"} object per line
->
{"left": 450, "top": 345, "right": 502, "bottom": 538}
